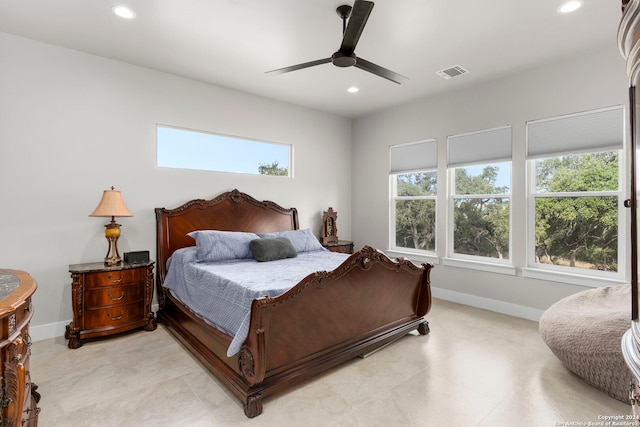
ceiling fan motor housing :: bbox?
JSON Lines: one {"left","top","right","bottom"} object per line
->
{"left": 336, "top": 5, "right": 352, "bottom": 20}
{"left": 332, "top": 51, "right": 357, "bottom": 67}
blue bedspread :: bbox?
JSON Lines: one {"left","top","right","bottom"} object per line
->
{"left": 163, "top": 247, "right": 350, "bottom": 356}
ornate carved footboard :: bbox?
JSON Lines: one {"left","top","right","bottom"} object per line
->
{"left": 155, "top": 189, "right": 432, "bottom": 417}
{"left": 237, "top": 246, "right": 432, "bottom": 416}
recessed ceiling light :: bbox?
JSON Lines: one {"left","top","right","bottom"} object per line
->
{"left": 557, "top": 0, "right": 583, "bottom": 14}
{"left": 347, "top": 86, "right": 360, "bottom": 93}
{"left": 112, "top": 5, "right": 136, "bottom": 19}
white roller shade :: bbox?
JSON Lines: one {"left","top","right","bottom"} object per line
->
{"left": 527, "top": 106, "right": 624, "bottom": 159}
{"left": 390, "top": 139, "right": 437, "bottom": 174}
{"left": 447, "top": 126, "right": 512, "bottom": 167}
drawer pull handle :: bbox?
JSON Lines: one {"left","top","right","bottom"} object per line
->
{"left": 108, "top": 291, "right": 125, "bottom": 301}
{"left": 107, "top": 312, "right": 123, "bottom": 321}
{"left": 107, "top": 274, "right": 123, "bottom": 283}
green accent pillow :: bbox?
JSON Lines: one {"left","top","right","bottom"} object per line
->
{"left": 250, "top": 237, "right": 298, "bottom": 262}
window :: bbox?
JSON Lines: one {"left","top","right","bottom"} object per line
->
{"left": 389, "top": 140, "right": 437, "bottom": 253}
{"left": 526, "top": 106, "right": 624, "bottom": 277}
{"left": 157, "top": 125, "right": 291, "bottom": 176}
{"left": 448, "top": 126, "right": 512, "bottom": 262}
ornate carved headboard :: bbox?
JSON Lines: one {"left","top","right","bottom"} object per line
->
{"left": 155, "top": 189, "right": 299, "bottom": 286}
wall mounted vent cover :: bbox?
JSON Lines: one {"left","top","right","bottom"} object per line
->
{"left": 436, "top": 65, "right": 469, "bottom": 80}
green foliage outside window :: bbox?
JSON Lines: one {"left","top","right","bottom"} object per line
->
{"left": 258, "top": 161, "right": 288, "bottom": 176}
{"left": 534, "top": 151, "right": 619, "bottom": 271}
{"left": 393, "top": 152, "right": 619, "bottom": 272}
{"left": 394, "top": 172, "right": 436, "bottom": 250}
{"left": 453, "top": 166, "right": 510, "bottom": 259}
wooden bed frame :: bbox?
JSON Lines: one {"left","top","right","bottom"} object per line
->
{"left": 155, "top": 189, "right": 433, "bottom": 417}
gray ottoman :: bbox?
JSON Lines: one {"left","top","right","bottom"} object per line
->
{"left": 539, "top": 285, "right": 633, "bottom": 403}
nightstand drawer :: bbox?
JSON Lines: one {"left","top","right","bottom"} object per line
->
{"left": 84, "top": 303, "right": 145, "bottom": 329}
{"left": 84, "top": 269, "right": 145, "bottom": 288}
{"left": 84, "top": 285, "right": 144, "bottom": 309}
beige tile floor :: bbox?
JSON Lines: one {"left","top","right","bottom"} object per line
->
{"left": 31, "top": 299, "right": 633, "bottom": 426}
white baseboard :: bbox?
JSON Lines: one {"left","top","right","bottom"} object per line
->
{"left": 431, "top": 286, "right": 544, "bottom": 322}
{"left": 30, "top": 320, "right": 69, "bottom": 342}
{"left": 30, "top": 295, "right": 541, "bottom": 342}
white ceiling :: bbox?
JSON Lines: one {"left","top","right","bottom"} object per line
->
{"left": 0, "top": 0, "right": 623, "bottom": 118}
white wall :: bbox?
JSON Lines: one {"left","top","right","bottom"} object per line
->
{"left": 1, "top": 30, "right": 628, "bottom": 339}
{"left": 0, "top": 32, "right": 352, "bottom": 339}
{"left": 351, "top": 43, "right": 630, "bottom": 319}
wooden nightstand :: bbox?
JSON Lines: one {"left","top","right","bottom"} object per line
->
{"left": 323, "top": 240, "right": 354, "bottom": 254}
{"left": 65, "top": 261, "right": 156, "bottom": 349}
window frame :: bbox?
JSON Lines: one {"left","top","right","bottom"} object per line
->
{"left": 384, "top": 108, "right": 627, "bottom": 285}
{"left": 445, "top": 126, "right": 513, "bottom": 268}
{"left": 523, "top": 106, "right": 626, "bottom": 286}
{"left": 389, "top": 171, "right": 438, "bottom": 256}
{"left": 388, "top": 139, "right": 439, "bottom": 258}
{"left": 446, "top": 161, "right": 513, "bottom": 265}
{"left": 524, "top": 149, "right": 626, "bottom": 283}
{"left": 156, "top": 124, "right": 292, "bottom": 177}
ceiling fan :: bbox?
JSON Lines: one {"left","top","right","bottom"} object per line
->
{"left": 266, "top": 0, "right": 406, "bottom": 84}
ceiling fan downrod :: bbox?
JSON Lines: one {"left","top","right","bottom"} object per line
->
{"left": 336, "top": 5, "right": 352, "bottom": 34}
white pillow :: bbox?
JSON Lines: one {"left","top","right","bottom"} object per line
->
{"left": 188, "top": 230, "right": 259, "bottom": 262}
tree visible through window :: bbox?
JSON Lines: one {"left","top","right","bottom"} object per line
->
{"left": 393, "top": 172, "right": 437, "bottom": 251}
{"left": 452, "top": 163, "right": 510, "bottom": 259}
{"left": 527, "top": 106, "right": 624, "bottom": 278}
{"left": 447, "top": 126, "right": 512, "bottom": 262}
{"left": 533, "top": 151, "right": 619, "bottom": 271}
{"left": 258, "top": 161, "right": 288, "bottom": 176}
{"left": 389, "top": 139, "right": 438, "bottom": 253}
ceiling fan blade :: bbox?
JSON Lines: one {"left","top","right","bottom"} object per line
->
{"left": 266, "top": 58, "right": 332, "bottom": 75}
{"left": 340, "top": 0, "right": 374, "bottom": 54}
{"left": 354, "top": 57, "right": 407, "bottom": 84}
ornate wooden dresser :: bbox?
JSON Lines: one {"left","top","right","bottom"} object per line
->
{"left": 0, "top": 269, "right": 39, "bottom": 426}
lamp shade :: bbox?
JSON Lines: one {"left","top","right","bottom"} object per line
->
{"left": 89, "top": 187, "right": 133, "bottom": 218}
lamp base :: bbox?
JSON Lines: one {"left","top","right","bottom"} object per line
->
{"left": 103, "top": 221, "right": 122, "bottom": 265}
{"left": 104, "top": 253, "right": 121, "bottom": 266}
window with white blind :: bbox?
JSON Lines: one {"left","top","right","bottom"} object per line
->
{"left": 525, "top": 106, "right": 624, "bottom": 280}
{"left": 448, "top": 126, "right": 512, "bottom": 262}
{"left": 389, "top": 140, "right": 438, "bottom": 253}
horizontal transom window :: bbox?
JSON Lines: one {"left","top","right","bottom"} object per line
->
{"left": 157, "top": 125, "right": 291, "bottom": 176}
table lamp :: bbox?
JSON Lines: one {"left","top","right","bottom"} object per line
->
{"left": 89, "top": 186, "right": 133, "bottom": 265}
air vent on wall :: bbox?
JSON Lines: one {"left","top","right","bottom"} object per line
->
{"left": 436, "top": 65, "right": 469, "bottom": 80}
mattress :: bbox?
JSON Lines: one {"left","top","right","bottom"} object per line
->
{"left": 163, "top": 247, "right": 349, "bottom": 356}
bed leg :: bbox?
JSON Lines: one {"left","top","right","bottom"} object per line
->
{"left": 417, "top": 321, "right": 430, "bottom": 335}
{"left": 244, "top": 393, "right": 263, "bottom": 418}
